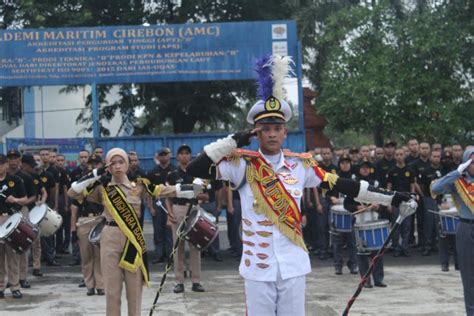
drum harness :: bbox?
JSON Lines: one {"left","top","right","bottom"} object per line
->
{"left": 149, "top": 198, "right": 196, "bottom": 316}
{"left": 342, "top": 199, "right": 417, "bottom": 315}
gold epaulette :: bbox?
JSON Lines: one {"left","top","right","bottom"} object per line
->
{"left": 283, "top": 150, "right": 317, "bottom": 168}
{"left": 224, "top": 149, "right": 260, "bottom": 164}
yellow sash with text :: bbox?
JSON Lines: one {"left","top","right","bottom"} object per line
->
{"left": 102, "top": 185, "right": 149, "bottom": 287}
{"left": 455, "top": 177, "right": 474, "bottom": 214}
{"left": 245, "top": 155, "right": 307, "bottom": 251}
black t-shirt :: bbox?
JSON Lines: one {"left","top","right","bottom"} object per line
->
{"left": 376, "top": 158, "right": 396, "bottom": 188}
{"left": 418, "top": 164, "right": 444, "bottom": 197}
{"left": 39, "top": 170, "right": 56, "bottom": 205}
{"left": 46, "top": 164, "right": 60, "bottom": 183}
{"left": 127, "top": 167, "right": 147, "bottom": 182}
{"left": 147, "top": 164, "right": 176, "bottom": 186}
{"left": 0, "top": 174, "right": 26, "bottom": 214}
{"left": 27, "top": 171, "right": 44, "bottom": 210}
{"left": 10, "top": 169, "right": 36, "bottom": 199}
{"left": 167, "top": 166, "right": 194, "bottom": 205}
{"left": 412, "top": 157, "right": 431, "bottom": 178}
{"left": 386, "top": 165, "right": 415, "bottom": 192}
{"left": 70, "top": 165, "right": 88, "bottom": 182}
{"left": 58, "top": 167, "right": 71, "bottom": 195}
{"left": 405, "top": 154, "right": 419, "bottom": 166}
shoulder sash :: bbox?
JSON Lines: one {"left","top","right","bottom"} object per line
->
{"left": 454, "top": 177, "right": 474, "bottom": 214}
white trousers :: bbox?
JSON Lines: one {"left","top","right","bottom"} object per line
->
{"left": 244, "top": 272, "right": 306, "bottom": 316}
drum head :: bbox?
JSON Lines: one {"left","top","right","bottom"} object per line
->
{"left": 0, "top": 213, "right": 21, "bottom": 239}
{"left": 29, "top": 204, "right": 47, "bottom": 225}
{"left": 331, "top": 204, "right": 346, "bottom": 212}
{"left": 354, "top": 219, "right": 389, "bottom": 229}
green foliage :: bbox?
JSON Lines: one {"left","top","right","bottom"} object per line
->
{"left": 303, "top": 1, "right": 473, "bottom": 146}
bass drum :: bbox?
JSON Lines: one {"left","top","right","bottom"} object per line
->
{"left": 29, "top": 204, "right": 63, "bottom": 237}
{"left": 0, "top": 213, "right": 39, "bottom": 254}
{"left": 178, "top": 206, "right": 219, "bottom": 251}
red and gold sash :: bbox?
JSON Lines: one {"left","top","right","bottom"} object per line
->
{"left": 455, "top": 177, "right": 474, "bottom": 214}
{"left": 244, "top": 153, "right": 307, "bottom": 251}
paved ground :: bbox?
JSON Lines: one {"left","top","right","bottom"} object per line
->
{"left": 1, "top": 220, "right": 465, "bottom": 315}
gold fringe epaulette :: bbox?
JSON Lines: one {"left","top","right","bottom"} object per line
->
{"left": 136, "top": 177, "right": 150, "bottom": 186}
{"left": 225, "top": 149, "right": 260, "bottom": 164}
{"left": 283, "top": 150, "right": 318, "bottom": 169}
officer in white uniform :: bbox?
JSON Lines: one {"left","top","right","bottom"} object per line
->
{"left": 187, "top": 55, "right": 414, "bottom": 316}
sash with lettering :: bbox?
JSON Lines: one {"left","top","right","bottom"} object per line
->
{"left": 454, "top": 177, "right": 474, "bottom": 214}
{"left": 243, "top": 152, "right": 307, "bottom": 251}
{"left": 102, "top": 185, "right": 149, "bottom": 286}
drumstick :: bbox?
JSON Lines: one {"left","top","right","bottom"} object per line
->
{"left": 351, "top": 205, "right": 375, "bottom": 217}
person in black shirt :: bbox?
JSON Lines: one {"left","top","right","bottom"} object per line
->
{"left": 418, "top": 150, "right": 444, "bottom": 256}
{"left": 331, "top": 155, "right": 358, "bottom": 275}
{"left": 55, "top": 153, "right": 72, "bottom": 254}
{"left": 147, "top": 148, "right": 175, "bottom": 264}
{"left": 313, "top": 147, "right": 338, "bottom": 260}
{"left": 0, "top": 154, "right": 27, "bottom": 299}
{"left": 38, "top": 152, "right": 60, "bottom": 267}
{"left": 167, "top": 144, "right": 206, "bottom": 293}
{"left": 6, "top": 149, "right": 37, "bottom": 289}
{"left": 405, "top": 139, "right": 420, "bottom": 166}
{"left": 387, "top": 148, "right": 415, "bottom": 257}
{"left": 127, "top": 151, "right": 147, "bottom": 180}
{"left": 70, "top": 150, "right": 90, "bottom": 183}
{"left": 21, "top": 154, "right": 47, "bottom": 277}
{"left": 376, "top": 141, "right": 396, "bottom": 189}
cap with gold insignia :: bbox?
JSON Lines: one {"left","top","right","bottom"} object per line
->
{"left": 157, "top": 147, "right": 171, "bottom": 155}
{"left": 247, "top": 55, "right": 293, "bottom": 125}
{"left": 6, "top": 149, "right": 21, "bottom": 159}
{"left": 177, "top": 144, "right": 192, "bottom": 154}
{"left": 338, "top": 154, "right": 351, "bottom": 164}
{"left": 384, "top": 140, "right": 397, "bottom": 148}
{"left": 21, "top": 154, "right": 37, "bottom": 167}
{"left": 359, "top": 158, "right": 373, "bottom": 169}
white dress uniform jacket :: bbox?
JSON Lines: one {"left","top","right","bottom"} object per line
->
{"left": 218, "top": 150, "right": 323, "bottom": 282}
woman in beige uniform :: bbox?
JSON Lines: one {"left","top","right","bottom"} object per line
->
{"left": 69, "top": 148, "right": 200, "bottom": 316}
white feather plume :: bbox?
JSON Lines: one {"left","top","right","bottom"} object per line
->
{"left": 270, "top": 55, "right": 294, "bottom": 101}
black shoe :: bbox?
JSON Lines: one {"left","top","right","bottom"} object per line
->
{"left": 46, "top": 260, "right": 61, "bottom": 267}
{"left": 213, "top": 253, "right": 223, "bottom": 262}
{"left": 32, "top": 269, "right": 43, "bottom": 277}
{"left": 335, "top": 267, "right": 342, "bottom": 275}
{"left": 173, "top": 283, "right": 184, "bottom": 294}
{"left": 441, "top": 264, "right": 449, "bottom": 272}
{"left": 422, "top": 249, "right": 431, "bottom": 256}
{"left": 0, "top": 291, "right": 3, "bottom": 299}
{"left": 69, "top": 260, "right": 81, "bottom": 266}
{"left": 87, "top": 288, "right": 95, "bottom": 296}
{"left": 393, "top": 250, "right": 401, "bottom": 257}
{"left": 78, "top": 280, "right": 86, "bottom": 288}
{"left": 62, "top": 249, "right": 70, "bottom": 254}
{"left": 374, "top": 282, "right": 387, "bottom": 288}
{"left": 20, "top": 280, "right": 31, "bottom": 289}
{"left": 364, "top": 283, "right": 373, "bottom": 288}
{"left": 96, "top": 289, "right": 105, "bottom": 296}
{"left": 12, "top": 290, "right": 22, "bottom": 299}
{"left": 192, "top": 283, "right": 205, "bottom": 292}
{"left": 350, "top": 268, "right": 359, "bottom": 275}
{"left": 6, "top": 282, "right": 11, "bottom": 288}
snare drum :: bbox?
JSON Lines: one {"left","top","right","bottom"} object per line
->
{"left": 440, "top": 208, "right": 460, "bottom": 235}
{"left": 0, "top": 213, "right": 39, "bottom": 254}
{"left": 331, "top": 204, "right": 352, "bottom": 232}
{"left": 354, "top": 220, "right": 390, "bottom": 251}
{"left": 88, "top": 218, "right": 106, "bottom": 246}
{"left": 178, "top": 206, "right": 218, "bottom": 251}
{"left": 29, "top": 204, "right": 63, "bottom": 237}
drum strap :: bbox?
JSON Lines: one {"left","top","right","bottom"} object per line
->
{"left": 454, "top": 177, "right": 474, "bottom": 214}
{"left": 245, "top": 156, "right": 307, "bottom": 251}
{"left": 102, "top": 185, "right": 149, "bottom": 287}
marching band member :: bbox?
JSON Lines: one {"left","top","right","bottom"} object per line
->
{"left": 187, "top": 55, "right": 414, "bottom": 315}
{"left": 431, "top": 147, "right": 474, "bottom": 315}
{"left": 68, "top": 147, "right": 203, "bottom": 316}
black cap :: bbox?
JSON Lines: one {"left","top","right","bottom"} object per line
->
{"left": 359, "top": 159, "right": 372, "bottom": 169}
{"left": 338, "top": 154, "right": 351, "bottom": 164}
{"left": 384, "top": 140, "right": 397, "bottom": 148}
{"left": 88, "top": 153, "right": 102, "bottom": 164}
{"left": 157, "top": 147, "right": 171, "bottom": 155}
{"left": 7, "top": 149, "right": 21, "bottom": 158}
{"left": 177, "top": 144, "right": 192, "bottom": 154}
{"left": 0, "top": 154, "right": 7, "bottom": 164}
{"left": 21, "top": 154, "right": 37, "bottom": 167}
{"left": 349, "top": 147, "right": 359, "bottom": 154}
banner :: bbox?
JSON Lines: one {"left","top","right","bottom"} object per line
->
{"left": 0, "top": 21, "right": 297, "bottom": 86}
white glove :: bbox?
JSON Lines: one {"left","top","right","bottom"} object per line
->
{"left": 457, "top": 158, "right": 472, "bottom": 174}
{"left": 70, "top": 169, "right": 102, "bottom": 193}
{"left": 192, "top": 178, "right": 209, "bottom": 190}
{"left": 175, "top": 183, "right": 195, "bottom": 200}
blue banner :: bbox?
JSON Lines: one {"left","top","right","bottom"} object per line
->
{"left": 0, "top": 21, "right": 297, "bottom": 86}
